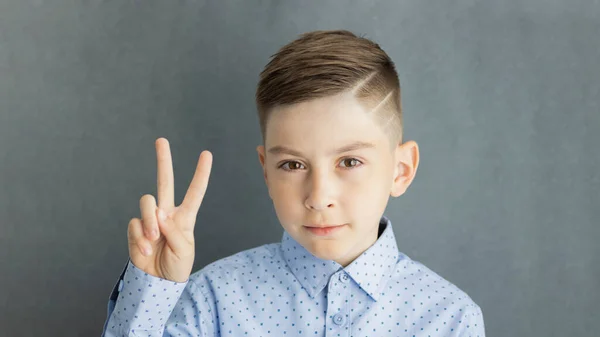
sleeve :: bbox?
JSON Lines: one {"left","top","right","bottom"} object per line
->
{"left": 457, "top": 301, "right": 486, "bottom": 337}
{"left": 101, "top": 260, "right": 217, "bottom": 337}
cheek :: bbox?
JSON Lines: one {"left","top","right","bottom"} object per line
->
{"left": 268, "top": 175, "right": 303, "bottom": 217}
{"left": 347, "top": 167, "right": 391, "bottom": 206}
{"left": 347, "top": 166, "right": 384, "bottom": 192}
{"left": 269, "top": 174, "right": 297, "bottom": 197}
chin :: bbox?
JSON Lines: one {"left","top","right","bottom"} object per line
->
{"left": 304, "top": 240, "right": 347, "bottom": 261}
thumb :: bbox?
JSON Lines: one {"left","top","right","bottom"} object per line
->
{"left": 156, "top": 208, "right": 191, "bottom": 254}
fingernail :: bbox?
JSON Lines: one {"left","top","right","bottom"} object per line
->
{"left": 151, "top": 230, "right": 158, "bottom": 240}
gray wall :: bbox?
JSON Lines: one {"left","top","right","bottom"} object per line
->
{"left": 1, "top": 1, "right": 598, "bottom": 336}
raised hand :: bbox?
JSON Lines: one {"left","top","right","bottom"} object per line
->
{"left": 127, "top": 138, "right": 212, "bottom": 282}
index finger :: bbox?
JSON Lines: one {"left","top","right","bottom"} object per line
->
{"left": 180, "top": 150, "right": 213, "bottom": 214}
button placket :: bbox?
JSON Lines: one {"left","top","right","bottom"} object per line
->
{"left": 332, "top": 312, "right": 346, "bottom": 326}
{"left": 325, "top": 271, "right": 350, "bottom": 333}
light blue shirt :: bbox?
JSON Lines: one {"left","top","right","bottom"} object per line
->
{"left": 102, "top": 215, "right": 485, "bottom": 336}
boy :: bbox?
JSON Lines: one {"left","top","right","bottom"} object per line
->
{"left": 102, "top": 30, "right": 485, "bottom": 336}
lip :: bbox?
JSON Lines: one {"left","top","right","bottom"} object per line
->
{"left": 304, "top": 224, "right": 347, "bottom": 236}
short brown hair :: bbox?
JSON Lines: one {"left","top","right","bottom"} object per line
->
{"left": 255, "top": 30, "right": 403, "bottom": 146}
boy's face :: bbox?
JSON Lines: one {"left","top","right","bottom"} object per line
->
{"left": 257, "top": 91, "right": 418, "bottom": 267}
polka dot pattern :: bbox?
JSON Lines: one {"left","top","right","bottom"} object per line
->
{"left": 103, "top": 215, "right": 485, "bottom": 336}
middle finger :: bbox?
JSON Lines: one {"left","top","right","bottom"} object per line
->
{"left": 156, "top": 138, "right": 175, "bottom": 209}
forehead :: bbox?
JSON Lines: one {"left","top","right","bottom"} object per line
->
{"left": 265, "top": 92, "right": 388, "bottom": 149}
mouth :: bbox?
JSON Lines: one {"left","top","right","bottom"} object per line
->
{"left": 303, "top": 223, "right": 347, "bottom": 236}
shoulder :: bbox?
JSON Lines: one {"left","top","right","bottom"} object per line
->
{"left": 188, "top": 242, "right": 281, "bottom": 287}
{"left": 390, "top": 252, "right": 482, "bottom": 312}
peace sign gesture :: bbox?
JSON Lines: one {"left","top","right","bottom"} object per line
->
{"left": 127, "top": 138, "right": 213, "bottom": 282}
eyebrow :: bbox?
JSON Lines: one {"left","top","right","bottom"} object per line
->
{"left": 267, "top": 141, "right": 376, "bottom": 157}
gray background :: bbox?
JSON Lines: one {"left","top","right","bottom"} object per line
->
{"left": 1, "top": 0, "right": 598, "bottom": 336}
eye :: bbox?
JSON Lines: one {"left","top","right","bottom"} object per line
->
{"left": 278, "top": 158, "right": 363, "bottom": 172}
{"left": 279, "top": 161, "right": 306, "bottom": 171}
{"left": 339, "top": 158, "right": 363, "bottom": 169}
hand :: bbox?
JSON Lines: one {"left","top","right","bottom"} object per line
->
{"left": 127, "top": 137, "right": 212, "bottom": 282}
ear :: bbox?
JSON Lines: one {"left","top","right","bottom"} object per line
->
{"left": 390, "top": 140, "right": 420, "bottom": 197}
{"left": 256, "top": 145, "right": 270, "bottom": 192}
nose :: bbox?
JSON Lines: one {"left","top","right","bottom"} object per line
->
{"left": 304, "top": 171, "right": 335, "bottom": 211}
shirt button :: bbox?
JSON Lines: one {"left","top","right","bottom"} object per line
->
{"left": 333, "top": 313, "right": 345, "bottom": 326}
{"left": 118, "top": 279, "right": 124, "bottom": 292}
{"left": 339, "top": 273, "right": 350, "bottom": 283}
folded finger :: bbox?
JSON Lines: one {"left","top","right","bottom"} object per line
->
{"left": 128, "top": 218, "right": 152, "bottom": 256}
{"left": 140, "top": 194, "right": 159, "bottom": 241}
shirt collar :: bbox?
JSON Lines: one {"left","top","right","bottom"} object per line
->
{"left": 280, "top": 215, "right": 399, "bottom": 302}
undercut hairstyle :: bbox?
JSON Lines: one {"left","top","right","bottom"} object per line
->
{"left": 255, "top": 30, "right": 403, "bottom": 147}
